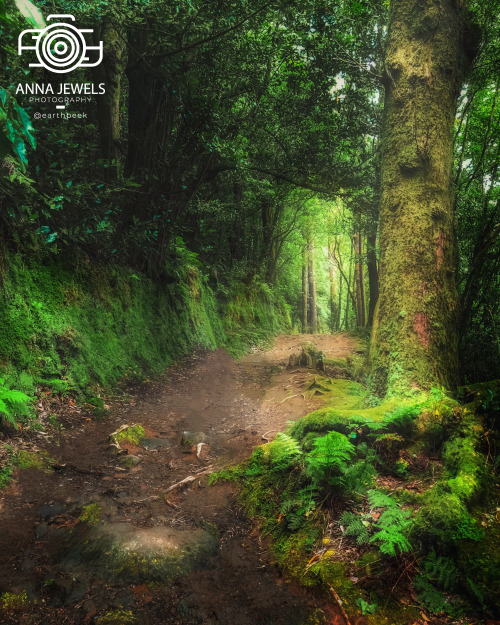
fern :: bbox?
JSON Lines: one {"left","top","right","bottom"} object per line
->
{"left": 343, "top": 461, "right": 377, "bottom": 494}
{"left": 367, "top": 489, "right": 412, "bottom": 556}
{"left": 340, "top": 511, "right": 371, "bottom": 545}
{"left": 414, "top": 577, "right": 447, "bottom": 613}
{"left": 287, "top": 513, "right": 304, "bottom": 530}
{"left": 0, "top": 380, "right": 32, "bottom": 428}
{"left": 305, "top": 430, "right": 354, "bottom": 486}
{"left": 368, "top": 489, "right": 396, "bottom": 509}
{"left": 420, "top": 550, "right": 458, "bottom": 590}
{"left": 269, "top": 433, "right": 302, "bottom": 469}
{"left": 467, "top": 577, "right": 485, "bottom": 609}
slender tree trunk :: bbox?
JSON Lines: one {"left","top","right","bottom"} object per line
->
{"left": 328, "top": 239, "right": 338, "bottom": 332}
{"left": 352, "top": 232, "right": 366, "bottom": 327}
{"left": 307, "top": 236, "right": 318, "bottom": 333}
{"left": 345, "top": 244, "right": 353, "bottom": 332}
{"left": 338, "top": 263, "right": 343, "bottom": 331}
{"left": 370, "top": 0, "right": 473, "bottom": 395}
{"left": 302, "top": 246, "right": 309, "bottom": 333}
{"left": 92, "top": 21, "right": 127, "bottom": 180}
{"left": 366, "top": 225, "right": 379, "bottom": 326}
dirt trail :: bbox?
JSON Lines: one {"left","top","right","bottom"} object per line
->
{"left": 0, "top": 334, "right": 359, "bottom": 625}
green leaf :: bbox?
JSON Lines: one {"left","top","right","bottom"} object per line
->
{"left": 14, "top": 0, "right": 46, "bottom": 28}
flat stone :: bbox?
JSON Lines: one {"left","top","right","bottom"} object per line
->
{"left": 182, "top": 431, "right": 206, "bottom": 446}
{"left": 59, "top": 522, "right": 218, "bottom": 584}
{"left": 118, "top": 455, "right": 142, "bottom": 468}
{"left": 36, "top": 523, "right": 48, "bottom": 539}
{"left": 37, "top": 504, "right": 65, "bottom": 519}
{"left": 140, "top": 437, "right": 171, "bottom": 451}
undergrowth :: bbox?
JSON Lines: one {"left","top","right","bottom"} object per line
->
{"left": 213, "top": 381, "right": 500, "bottom": 621}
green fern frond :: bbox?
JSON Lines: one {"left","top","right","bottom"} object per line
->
{"left": 368, "top": 489, "right": 397, "bottom": 509}
{"left": 269, "top": 433, "right": 302, "bottom": 469}
{"left": 339, "top": 511, "right": 371, "bottom": 544}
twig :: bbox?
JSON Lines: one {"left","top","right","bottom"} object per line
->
{"left": 135, "top": 495, "right": 160, "bottom": 503}
{"left": 279, "top": 394, "right": 302, "bottom": 403}
{"left": 164, "top": 476, "right": 196, "bottom": 493}
{"left": 328, "top": 586, "right": 353, "bottom": 625}
{"left": 261, "top": 430, "right": 277, "bottom": 441}
{"left": 164, "top": 467, "right": 213, "bottom": 493}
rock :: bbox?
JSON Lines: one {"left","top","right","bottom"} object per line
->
{"left": 299, "top": 342, "right": 325, "bottom": 371}
{"left": 59, "top": 522, "right": 219, "bottom": 584}
{"left": 287, "top": 353, "right": 299, "bottom": 368}
{"left": 36, "top": 523, "right": 48, "bottom": 539}
{"left": 140, "top": 437, "right": 170, "bottom": 451}
{"left": 37, "top": 504, "right": 65, "bottom": 519}
{"left": 181, "top": 431, "right": 206, "bottom": 446}
{"left": 119, "top": 455, "right": 142, "bottom": 468}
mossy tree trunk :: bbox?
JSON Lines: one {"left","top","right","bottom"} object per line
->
{"left": 366, "top": 225, "right": 379, "bottom": 327}
{"left": 370, "top": 0, "right": 473, "bottom": 395}
{"left": 92, "top": 21, "right": 127, "bottom": 180}
{"left": 307, "top": 235, "right": 318, "bottom": 333}
{"left": 328, "top": 239, "right": 338, "bottom": 332}
{"left": 302, "top": 246, "right": 309, "bottom": 333}
{"left": 352, "top": 232, "right": 366, "bottom": 327}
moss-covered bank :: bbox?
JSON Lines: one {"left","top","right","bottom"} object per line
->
{"left": 0, "top": 250, "right": 290, "bottom": 428}
{"left": 216, "top": 377, "right": 500, "bottom": 623}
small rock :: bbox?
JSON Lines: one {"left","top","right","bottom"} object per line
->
{"left": 119, "top": 455, "right": 142, "bottom": 468}
{"left": 140, "top": 437, "right": 170, "bottom": 451}
{"left": 181, "top": 431, "right": 206, "bottom": 446}
{"left": 36, "top": 523, "right": 48, "bottom": 539}
{"left": 37, "top": 504, "right": 65, "bottom": 519}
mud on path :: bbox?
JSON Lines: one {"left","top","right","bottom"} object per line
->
{"left": 0, "top": 334, "right": 359, "bottom": 625}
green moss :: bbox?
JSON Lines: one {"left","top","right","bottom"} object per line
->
{"left": 0, "top": 591, "right": 28, "bottom": 611}
{"left": 323, "top": 357, "right": 348, "bottom": 368}
{"left": 0, "top": 445, "right": 16, "bottom": 489}
{"left": 114, "top": 425, "right": 145, "bottom": 446}
{"left": 0, "top": 253, "right": 225, "bottom": 407}
{"left": 16, "top": 449, "right": 54, "bottom": 471}
{"left": 79, "top": 502, "right": 102, "bottom": 525}
{"left": 222, "top": 279, "right": 291, "bottom": 357}
{"left": 96, "top": 608, "right": 137, "bottom": 625}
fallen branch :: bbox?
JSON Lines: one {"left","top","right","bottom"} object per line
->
{"left": 261, "top": 430, "right": 277, "bottom": 441}
{"left": 164, "top": 467, "right": 213, "bottom": 493}
{"left": 328, "top": 586, "right": 353, "bottom": 625}
{"left": 197, "top": 442, "right": 208, "bottom": 459}
{"left": 164, "top": 476, "right": 196, "bottom": 493}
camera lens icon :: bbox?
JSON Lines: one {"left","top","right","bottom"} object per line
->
{"left": 19, "top": 15, "right": 103, "bottom": 73}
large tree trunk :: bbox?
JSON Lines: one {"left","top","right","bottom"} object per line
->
{"left": 370, "top": 0, "right": 471, "bottom": 395}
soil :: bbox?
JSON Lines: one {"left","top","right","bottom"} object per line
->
{"left": 0, "top": 334, "right": 361, "bottom": 625}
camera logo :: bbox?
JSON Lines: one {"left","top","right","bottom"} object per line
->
{"left": 18, "top": 14, "right": 103, "bottom": 73}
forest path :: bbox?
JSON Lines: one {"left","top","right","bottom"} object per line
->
{"left": 0, "top": 333, "right": 359, "bottom": 625}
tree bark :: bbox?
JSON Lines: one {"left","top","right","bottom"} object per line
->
{"left": 366, "top": 225, "right": 379, "bottom": 326}
{"left": 92, "top": 20, "right": 127, "bottom": 180}
{"left": 345, "top": 244, "right": 353, "bottom": 332}
{"left": 370, "top": 0, "right": 472, "bottom": 395}
{"left": 302, "top": 245, "right": 309, "bottom": 333}
{"left": 328, "top": 239, "right": 338, "bottom": 332}
{"left": 307, "top": 235, "right": 318, "bottom": 333}
{"left": 352, "top": 231, "right": 366, "bottom": 327}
